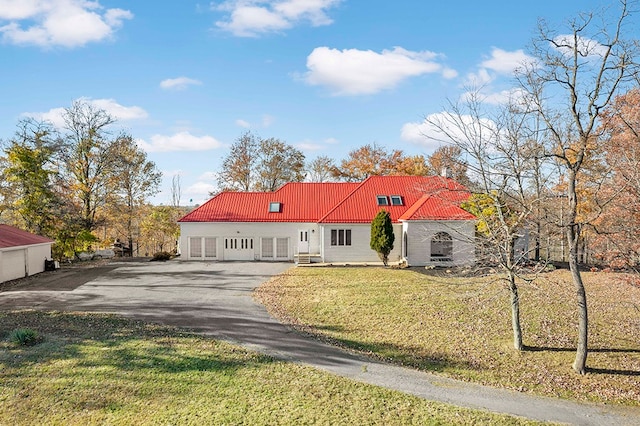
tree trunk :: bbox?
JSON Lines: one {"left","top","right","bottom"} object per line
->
{"left": 567, "top": 171, "right": 588, "bottom": 374}
{"left": 507, "top": 238, "right": 523, "bottom": 351}
{"left": 568, "top": 229, "right": 588, "bottom": 374}
{"left": 509, "top": 272, "right": 523, "bottom": 351}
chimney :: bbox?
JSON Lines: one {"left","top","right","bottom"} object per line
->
{"left": 441, "top": 166, "right": 452, "bottom": 179}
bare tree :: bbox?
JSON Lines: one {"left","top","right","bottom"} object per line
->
{"left": 171, "top": 174, "right": 181, "bottom": 208}
{"left": 217, "top": 132, "right": 306, "bottom": 192}
{"left": 307, "top": 156, "right": 336, "bottom": 182}
{"left": 426, "top": 90, "right": 553, "bottom": 351}
{"left": 517, "top": 0, "right": 640, "bottom": 373}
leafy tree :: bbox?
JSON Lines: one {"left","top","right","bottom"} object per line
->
{"left": 217, "top": 131, "right": 305, "bottom": 192}
{"left": 140, "top": 205, "right": 181, "bottom": 254}
{"left": 108, "top": 134, "right": 162, "bottom": 254}
{"left": 255, "top": 137, "right": 306, "bottom": 191}
{"left": 516, "top": 0, "right": 640, "bottom": 373}
{"left": 217, "top": 131, "right": 257, "bottom": 191}
{"left": 590, "top": 88, "right": 640, "bottom": 267}
{"left": 1, "top": 119, "right": 59, "bottom": 236}
{"left": 370, "top": 209, "right": 395, "bottom": 266}
{"left": 333, "top": 143, "right": 431, "bottom": 181}
{"left": 59, "top": 100, "right": 118, "bottom": 232}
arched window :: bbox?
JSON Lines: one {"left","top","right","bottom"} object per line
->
{"left": 431, "top": 232, "right": 453, "bottom": 262}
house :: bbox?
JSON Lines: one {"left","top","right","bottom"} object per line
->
{"left": 0, "top": 224, "right": 54, "bottom": 283}
{"left": 178, "top": 175, "right": 476, "bottom": 266}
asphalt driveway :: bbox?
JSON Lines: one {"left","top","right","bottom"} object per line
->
{"left": 1, "top": 260, "right": 638, "bottom": 425}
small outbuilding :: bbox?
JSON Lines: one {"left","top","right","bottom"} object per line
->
{"left": 0, "top": 224, "right": 54, "bottom": 284}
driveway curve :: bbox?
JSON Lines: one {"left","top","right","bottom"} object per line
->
{"left": 1, "top": 260, "right": 638, "bottom": 425}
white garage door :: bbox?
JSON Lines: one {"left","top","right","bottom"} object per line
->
{"left": 223, "top": 237, "right": 254, "bottom": 260}
{"left": 2, "top": 249, "right": 26, "bottom": 282}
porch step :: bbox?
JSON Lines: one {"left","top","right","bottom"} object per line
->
{"left": 297, "top": 254, "right": 311, "bottom": 264}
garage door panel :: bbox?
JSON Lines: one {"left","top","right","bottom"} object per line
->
{"left": 2, "top": 249, "right": 26, "bottom": 281}
{"left": 224, "top": 237, "right": 254, "bottom": 260}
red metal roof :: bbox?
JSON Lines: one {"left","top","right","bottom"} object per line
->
{"left": 319, "top": 175, "right": 472, "bottom": 223}
{"left": 178, "top": 176, "right": 474, "bottom": 224}
{"left": 0, "top": 224, "right": 54, "bottom": 249}
{"left": 179, "top": 182, "right": 360, "bottom": 223}
{"left": 398, "top": 194, "right": 476, "bottom": 221}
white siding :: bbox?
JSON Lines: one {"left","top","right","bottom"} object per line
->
{"left": 0, "top": 243, "right": 51, "bottom": 283}
{"left": 402, "top": 220, "right": 475, "bottom": 267}
{"left": 26, "top": 244, "right": 51, "bottom": 276}
{"left": 320, "top": 224, "right": 403, "bottom": 264}
{"left": 1, "top": 249, "right": 26, "bottom": 282}
{"left": 179, "top": 222, "right": 319, "bottom": 261}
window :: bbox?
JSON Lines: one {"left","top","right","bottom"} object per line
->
{"left": 269, "top": 202, "right": 281, "bottom": 213}
{"left": 262, "top": 238, "right": 274, "bottom": 258}
{"left": 390, "top": 195, "right": 403, "bottom": 206}
{"left": 376, "top": 195, "right": 389, "bottom": 206}
{"left": 276, "top": 238, "right": 288, "bottom": 258}
{"left": 204, "top": 238, "right": 216, "bottom": 258}
{"left": 330, "top": 229, "right": 352, "bottom": 246}
{"left": 431, "top": 232, "right": 453, "bottom": 261}
{"left": 190, "top": 237, "right": 202, "bottom": 258}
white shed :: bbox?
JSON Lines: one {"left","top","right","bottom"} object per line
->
{"left": 0, "top": 224, "right": 54, "bottom": 284}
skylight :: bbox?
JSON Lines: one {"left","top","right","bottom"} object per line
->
{"left": 390, "top": 195, "right": 403, "bottom": 206}
{"left": 376, "top": 195, "right": 389, "bottom": 206}
{"left": 269, "top": 202, "right": 281, "bottom": 213}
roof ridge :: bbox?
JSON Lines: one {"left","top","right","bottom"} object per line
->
{"left": 317, "top": 176, "right": 369, "bottom": 223}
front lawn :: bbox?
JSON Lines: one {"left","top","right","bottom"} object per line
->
{"left": 256, "top": 267, "right": 640, "bottom": 406}
{"left": 0, "top": 311, "right": 538, "bottom": 425}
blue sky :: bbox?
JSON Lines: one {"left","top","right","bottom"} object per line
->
{"left": 0, "top": 0, "right": 626, "bottom": 205}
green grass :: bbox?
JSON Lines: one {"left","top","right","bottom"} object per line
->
{"left": 0, "top": 311, "right": 540, "bottom": 425}
{"left": 256, "top": 267, "right": 640, "bottom": 406}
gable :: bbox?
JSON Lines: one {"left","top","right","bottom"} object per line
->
{"left": 319, "top": 175, "right": 472, "bottom": 223}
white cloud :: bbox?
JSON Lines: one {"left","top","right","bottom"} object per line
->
{"left": 198, "top": 171, "right": 218, "bottom": 181}
{"left": 303, "top": 46, "right": 455, "bottom": 96}
{"left": 296, "top": 140, "right": 324, "bottom": 151}
{"left": 214, "top": 0, "right": 341, "bottom": 37}
{"left": 160, "top": 76, "right": 203, "bottom": 90}
{"left": 137, "top": 131, "right": 223, "bottom": 152}
{"left": 553, "top": 35, "right": 608, "bottom": 58}
{"left": 235, "top": 119, "right": 251, "bottom": 128}
{"left": 0, "top": 0, "right": 132, "bottom": 48}
{"left": 24, "top": 97, "right": 147, "bottom": 128}
{"left": 401, "top": 112, "right": 498, "bottom": 150}
{"left": 185, "top": 181, "right": 217, "bottom": 199}
{"left": 262, "top": 114, "right": 274, "bottom": 127}
{"left": 481, "top": 48, "right": 530, "bottom": 74}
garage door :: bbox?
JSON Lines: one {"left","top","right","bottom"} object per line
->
{"left": 223, "top": 237, "right": 254, "bottom": 260}
{"left": 2, "top": 249, "right": 26, "bottom": 281}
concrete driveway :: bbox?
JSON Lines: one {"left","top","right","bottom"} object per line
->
{"left": 1, "top": 260, "right": 638, "bottom": 425}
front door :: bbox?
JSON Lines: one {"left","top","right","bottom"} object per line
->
{"left": 297, "top": 230, "right": 309, "bottom": 254}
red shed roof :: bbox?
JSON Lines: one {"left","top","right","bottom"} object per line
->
{"left": 0, "top": 224, "right": 54, "bottom": 249}
{"left": 178, "top": 176, "right": 474, "bottom": 224}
